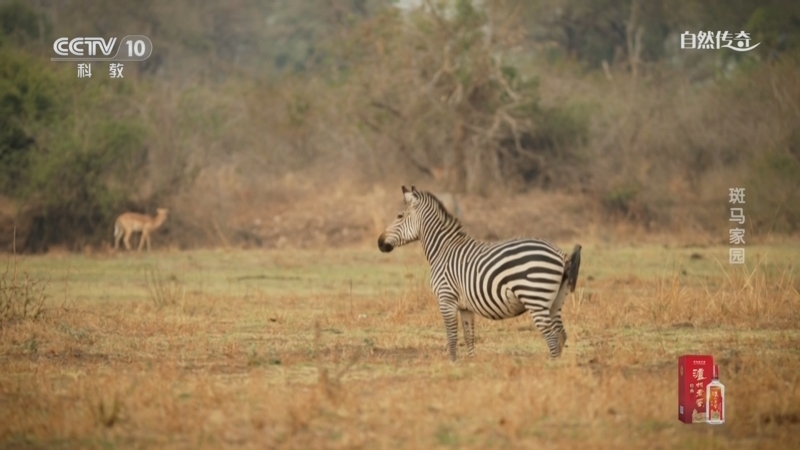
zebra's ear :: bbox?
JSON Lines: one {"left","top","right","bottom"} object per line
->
{"left": 411, "top": 185, "right": 418, "bottom": 193}
{"left": 403, "top": 186, "right": 414, "bottom": 204}
{"left": 402, "top": 185, "right": 409, "bottom": 194}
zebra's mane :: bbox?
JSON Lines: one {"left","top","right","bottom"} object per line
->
{"left": 419, "top": 191, "right": 466, "bottom": 235}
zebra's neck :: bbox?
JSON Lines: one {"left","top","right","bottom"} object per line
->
{"left": 419, "top": 210, "right": 474, "bottom": 263}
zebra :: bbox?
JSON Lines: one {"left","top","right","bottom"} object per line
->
{"left": 377, "top": 185, "right": 581, "bottom": 361}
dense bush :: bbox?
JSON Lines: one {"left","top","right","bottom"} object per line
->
{"left": 1, "top": 0, "right": 799, "bottom": 252}
{"left": 321, "top": 0, "right": 591, "bottom": 194}
{"left": 0, "top": 44, "right": 149, "bottom": 251}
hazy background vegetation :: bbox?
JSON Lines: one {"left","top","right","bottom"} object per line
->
{"left": 2, "top": 3, "right": 799, "bottom": 447}
{"left": 1, "top": 0, "right": 799, "bottom": 252}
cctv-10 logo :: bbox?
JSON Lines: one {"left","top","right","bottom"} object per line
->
{"left": 54, "top": 37, "right": 116, "bottom": 57}
{"left": 52, "top": 35, "right": 152, "bottom": 61}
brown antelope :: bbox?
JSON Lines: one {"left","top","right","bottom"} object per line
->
{"left": 113, "top": 208, "right": 169, "bottom": 252}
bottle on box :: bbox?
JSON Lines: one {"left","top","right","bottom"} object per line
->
{"left": 706, "top": 364, "right": 725, "bottom": 424}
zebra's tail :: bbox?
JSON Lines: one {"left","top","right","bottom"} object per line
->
{"left": 564, "top": 244, "right": 582, "bottom": 292}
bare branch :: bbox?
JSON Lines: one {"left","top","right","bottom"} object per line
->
{"left": 370, "top": 101, "right": 404, "bottom": 119}
{"left": 489, "top": 0, "right": 523, "bottom": 47}
{"left": 494, "top": 62, "right": 521, "bottom": 102}
{"left": 500, "top": 110, "right": 523, "bottom": 156}
{"left": 357, "top": 114, "right": 383, "bottom": 134}
{"left": 626, "top": 0, "right": 643, "bottom": 78}
{"left": 423, "top": 0, "right": 449, "bottom": 34}
{"left": 447, "top": 83, "right": 464, "bottom": 106}
{"left": 356, "top": 114, "right": 433, "bottom": 178}
{"left": 396, "top": 143, "right": 434, "bottom": 178}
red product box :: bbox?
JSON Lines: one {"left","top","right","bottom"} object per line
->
{"left": 678, "top": 355, "right": 714, "bottom": 424}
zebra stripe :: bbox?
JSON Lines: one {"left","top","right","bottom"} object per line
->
{"left": 378, "top": 185, "right": 581, "bottom": 361}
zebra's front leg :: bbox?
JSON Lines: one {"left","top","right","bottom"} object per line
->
{"left": 459, "top": 308, "right": 476, "bottom": 358}
{"left": 438, "top": 298, "right": 460, "bottom": 362}
{"left": 527, "top": 304, "right": 562, "bottom": 359}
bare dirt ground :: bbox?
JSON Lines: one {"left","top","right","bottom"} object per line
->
{"left": 1, "top": 243, "right": 799, "bottom": 449}
{"left": 200, "top": 179, "right": 727, "bottom": 254}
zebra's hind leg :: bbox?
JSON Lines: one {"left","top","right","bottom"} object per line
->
{"left": 459, "top": 308, "right": 476, "bottom": 357}
{"left": 527, "top": 304, "right": 562, "bottom": 359}
{"left": 554, "top": 311, "right": 567, "bottom": 352}
{"left": 550, "top": 284, "right": 570, "bottom": 353}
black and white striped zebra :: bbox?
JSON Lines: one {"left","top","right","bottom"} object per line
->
{"left": 378, "top": 186, "right": 582, "bottom": 361}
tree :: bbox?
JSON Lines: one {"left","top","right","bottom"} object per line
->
{"left": 330, "top": 0, "right": 588, "bottom": 194}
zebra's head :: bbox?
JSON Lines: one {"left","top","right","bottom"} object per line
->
{"left": 378, "top": 185, "right": 423, "bottom": 253}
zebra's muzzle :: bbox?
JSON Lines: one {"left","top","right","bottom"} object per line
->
{"left": 377, "top": 235, "right": 394, "bottom": 253}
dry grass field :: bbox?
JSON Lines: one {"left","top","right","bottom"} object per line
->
{"left": 1, "top": 243, "right": 800, "bottom": 449}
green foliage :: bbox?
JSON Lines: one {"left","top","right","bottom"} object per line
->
{"left": 523, "top": 0, "right": 639, "bottom": 68}
{"left": 522, "top": 0, "right": 800, "bottom": 76}
{"left": 260, "top": 0, "right": 389, "bottom": 75}
{"left": 745, "top": 5, "right": 800, "bottom": 54}
{"left": 0, "top": 46, "right": 148, "bottom": 250}
{"left": 0, "top": 0, "right": 797, "bottom": 248}
{"left": 0, "top": 1, "right": 46, "bottom": 44}
{"left": 0, "top": 48, "right": 60, "bottom": 196}
{"left": 453, "top": 0, "right": 486, "bottom": 42}
{"left": 27, "top": 119, "right": 147, "bottom": 213}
